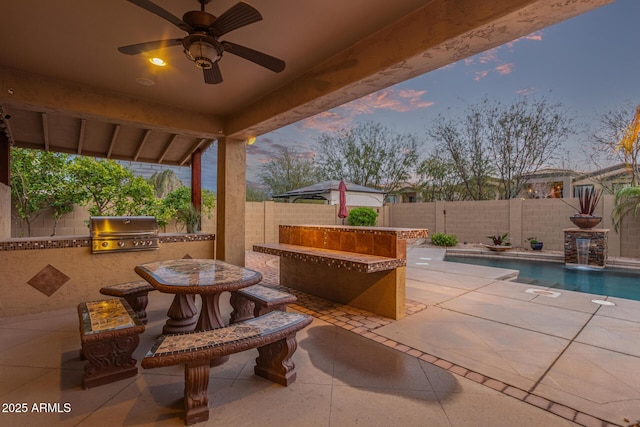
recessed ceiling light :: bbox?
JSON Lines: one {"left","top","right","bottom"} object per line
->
{"left": 149, "top": 57, "right": 166, "bottom": 66}
{"left": 136, "top": 77, "right": 155, "bottom": 86}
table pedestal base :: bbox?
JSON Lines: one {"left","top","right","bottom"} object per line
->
{"left": 163, "top": 294, "right": 198, "bottom": 334}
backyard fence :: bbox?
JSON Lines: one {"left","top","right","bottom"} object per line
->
{"left": 9, "top": 196, "right": 640, "bottom": 259}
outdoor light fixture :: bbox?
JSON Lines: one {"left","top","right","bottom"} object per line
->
{"left": 247, "top": 136, "right": 256, "bottom": 145}
{"left": 183, "top": 34, "right": 222, "bottom": 69}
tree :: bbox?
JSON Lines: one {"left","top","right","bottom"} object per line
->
{"left": 415, "top": 150, "right": 463, "bottom": 201}
{"left": 246, "top": 183, "right": 270, "bottom": 202}
{"left": 162, "top": 186, "right": 216, "bottom": 232}
{"left": 589, "top": 103, "right": 640, "bottom": 188}
{"left": 10, "top": 148, "right": 83, "bottom": 236}
{"left": 429, "top": 107, "right": 495, "bottom": 200}
{"left": 148, "top": 169, "right": 184, "bottom": 198}
{"left": 257, "top": 146, "right": 318, "bottom": 197}
{"left": 430, "top": 97, "right": 572, "bottom": 199}
{"left": 315, "top": 121, "right": 420, "bottom": 193}
{"left": 70, "top": 157, "right": 156, "bottom": 216}
{"left": 611, "top": 186, "right": 640, "bottom": 232}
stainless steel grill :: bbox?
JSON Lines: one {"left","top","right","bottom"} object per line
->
{"left": 90, "top": 216, "right": 159, "bottom": 254}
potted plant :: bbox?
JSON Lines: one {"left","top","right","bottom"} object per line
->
{"left": 484, "top": 232, "right": 512, "bottom": 251}
{"left": 570, "top": 187, "right": 602, "bottom": 229}
{"left": 527, "top": 237, "right": 544, "bottom": 251}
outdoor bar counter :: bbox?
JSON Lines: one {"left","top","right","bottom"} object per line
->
{"left": 255, "top": 224, "right": 429, "bottom": 319}
{"left": 0, "top": 233, "right": 214, "bottom": 317}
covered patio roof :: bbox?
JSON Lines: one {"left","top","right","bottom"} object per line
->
{"left": 0, "top": 0, "right": 613, "bottom": 263}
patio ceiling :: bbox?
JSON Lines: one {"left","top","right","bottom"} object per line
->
{"left": 0, "top": 0, "right": 611, "bottom": 167}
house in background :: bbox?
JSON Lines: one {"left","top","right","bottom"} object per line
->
{"left": 519, "top": 168, "right": 577, "bottom": 199}
{"left": 272, "top": 180, "right": 385, "bottom": 207}
{"left": 572, "top": 163, "right": 634, "bottom": 195}
{"left": 520, "top": 164, "right": 634, "bottom": 199}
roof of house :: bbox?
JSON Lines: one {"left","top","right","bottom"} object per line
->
{"left": 273, "top": 180, "right": 384, "bottom": 199}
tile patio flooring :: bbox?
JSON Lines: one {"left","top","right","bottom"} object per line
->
{"left": 0, "top": 247, "right": 638, "bottom": 426}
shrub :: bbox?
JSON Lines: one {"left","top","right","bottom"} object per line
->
{"left": 430, "top": 233, "right": 458, "bottom": 247}
{"left": 347, "top": 207, "right": 378, "bottom": 226}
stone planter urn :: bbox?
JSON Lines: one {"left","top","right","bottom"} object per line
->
{"left": 569, "top": 215, "right": 602, "bottom": 229}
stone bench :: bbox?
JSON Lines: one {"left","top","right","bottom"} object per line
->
{"left": 229, "top": 284, "right": 298, "bottom": 323}
{"left": 77, "top": 298, "right": 145, "bottom": 389}
{"left": 142, "top": 310, "right": 312, "bottom": 425}
{"left": 99, "top": 280, "right": 156, "bottom": 324}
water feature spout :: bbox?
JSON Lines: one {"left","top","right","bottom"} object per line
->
{"left": 576, "top": 238, "right": 591, "bottom": 266}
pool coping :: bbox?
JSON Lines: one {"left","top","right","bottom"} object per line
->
{"left": 445, "top": 247, "right": 640, "bottom": 270}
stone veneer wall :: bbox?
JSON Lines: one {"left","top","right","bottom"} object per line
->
{"left": 564, "top": 229, "right": 609, "bottom": 268}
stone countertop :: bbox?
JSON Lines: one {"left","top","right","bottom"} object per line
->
{"left": 0, "top": 233, "right": 214, "bottom": 251}
{"left": 280, "top": 224, "right": 429, "bottom": 239}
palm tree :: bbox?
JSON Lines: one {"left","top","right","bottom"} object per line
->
{"left": 611, "top": 186, "right": 640, "bottom": 232}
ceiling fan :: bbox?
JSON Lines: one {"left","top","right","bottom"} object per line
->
{"left": 118, "top": 0, "right": 285, "bottom": 84}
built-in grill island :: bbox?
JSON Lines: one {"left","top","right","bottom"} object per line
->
{"left": 90, "top": 216, "right": 159, "bottom": 254}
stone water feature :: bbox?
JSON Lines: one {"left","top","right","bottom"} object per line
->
{"left": 563, "top": 228, "right": 608, "bottom": 268}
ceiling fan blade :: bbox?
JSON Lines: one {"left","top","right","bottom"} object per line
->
{"left": 126, "top": 0, "right": 192, "bottom": 32}
{"left": 203, "top": 63, "right": 223, "bottom": 84}
{"left": 222, "top": 41, "right": 285, "bottom": 73}
{"left": 209, "top": 2, "right": 262, "bottom": 37}
{"left": 118, "top": 38, "right": 183, "bottom": 55}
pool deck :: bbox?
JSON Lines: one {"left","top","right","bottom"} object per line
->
{"left": 0, "top": 248, "right": 638, "bottom": 426}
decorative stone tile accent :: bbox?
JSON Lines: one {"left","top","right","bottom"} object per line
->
{"left": 0, "top": 238, "right": 90, "bottom": 251}
{"left": 240, "top": 284, "right": 293, "bottom": 301}
{"left": 0, "top": 233, "right": 213, "bottom": 252}
{"left": 253, "top": 243, "right": 405, "bottom": 273}
{"left": 159, "top": 233, "right": 215, "bottom": 243}
{"left": 82, "top": 299, "right": 136, "bottom": 333}
{"left": 27, "top": 264, "right": 70, "bottom": 296}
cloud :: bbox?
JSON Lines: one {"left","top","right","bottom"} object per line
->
{"left": 495, "top": 63, "right": 514, "bottom": 75}
{"left": 297, "top": 88, "right": 434, "bottom": 133}
{"left": 473, "top": 70, "right": 490, "bottom": 81}
{"left": 516, "top": 87, "right": 536, "bottom": 95}
{"left": 477, "top": 48, "right": 498, "bottom": 64}
{"left": 466, "top": 31, "right": 542, "bottom": 80}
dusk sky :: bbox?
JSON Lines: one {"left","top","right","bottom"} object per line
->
{"left": 161, "top": 0, "right": 640, "bottom": 191}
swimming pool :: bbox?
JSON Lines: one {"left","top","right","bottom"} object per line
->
{"left": 445, "top": 256, "right": 640, "bottom": 301}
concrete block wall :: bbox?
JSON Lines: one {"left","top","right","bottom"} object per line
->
{"left": 388, "top": 202, "right": 436, "bottom": 230}
{"left": 521, "top": 198, "right": 578, "bottom": 251}
{"left": 7, "top": 196, "right": 640, "bottom": 258}
{"left": 620, "top": 214, "right": 640, "bottom": 258}
{"left": 443, "top": 200, "right": 509, "bottom": 245}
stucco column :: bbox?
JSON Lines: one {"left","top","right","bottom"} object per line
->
{"left": 216, "top": 137, "right": 246, "bottom": 266}
{"left": 0, "top": 132, "right": 9, "bottom": 186}
{"left": 0, "top": 133, "right": 10, "bottom": 239}
{"left": 191, "top": 148, "right": 202, "bottom": 231}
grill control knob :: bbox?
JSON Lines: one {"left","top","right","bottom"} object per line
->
{"left": 101, "top": 242, "right": 109, "bottom": 248}
{"left": 133, "top": 241, "right": 139, "bottom": 246}
{"left": 118, "top": 241, "right": 125, "bottom": 247}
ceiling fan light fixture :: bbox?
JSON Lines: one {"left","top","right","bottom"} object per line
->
{"left": 185, "top": 39, "right": 221, "bottom": 69}
{"left": 149, "top": 57, "right": 167, "bottom": 67}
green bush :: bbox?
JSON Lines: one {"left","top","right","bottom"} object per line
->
{"left": 430, "top": 233, "right": 458, "bottom": 247}
{"left": 347, "top": 207, "right": 378, "bottom": 226}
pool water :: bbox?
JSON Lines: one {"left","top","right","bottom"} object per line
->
{"left": 445, "top": 256, "right": 640, "bottom": 301}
